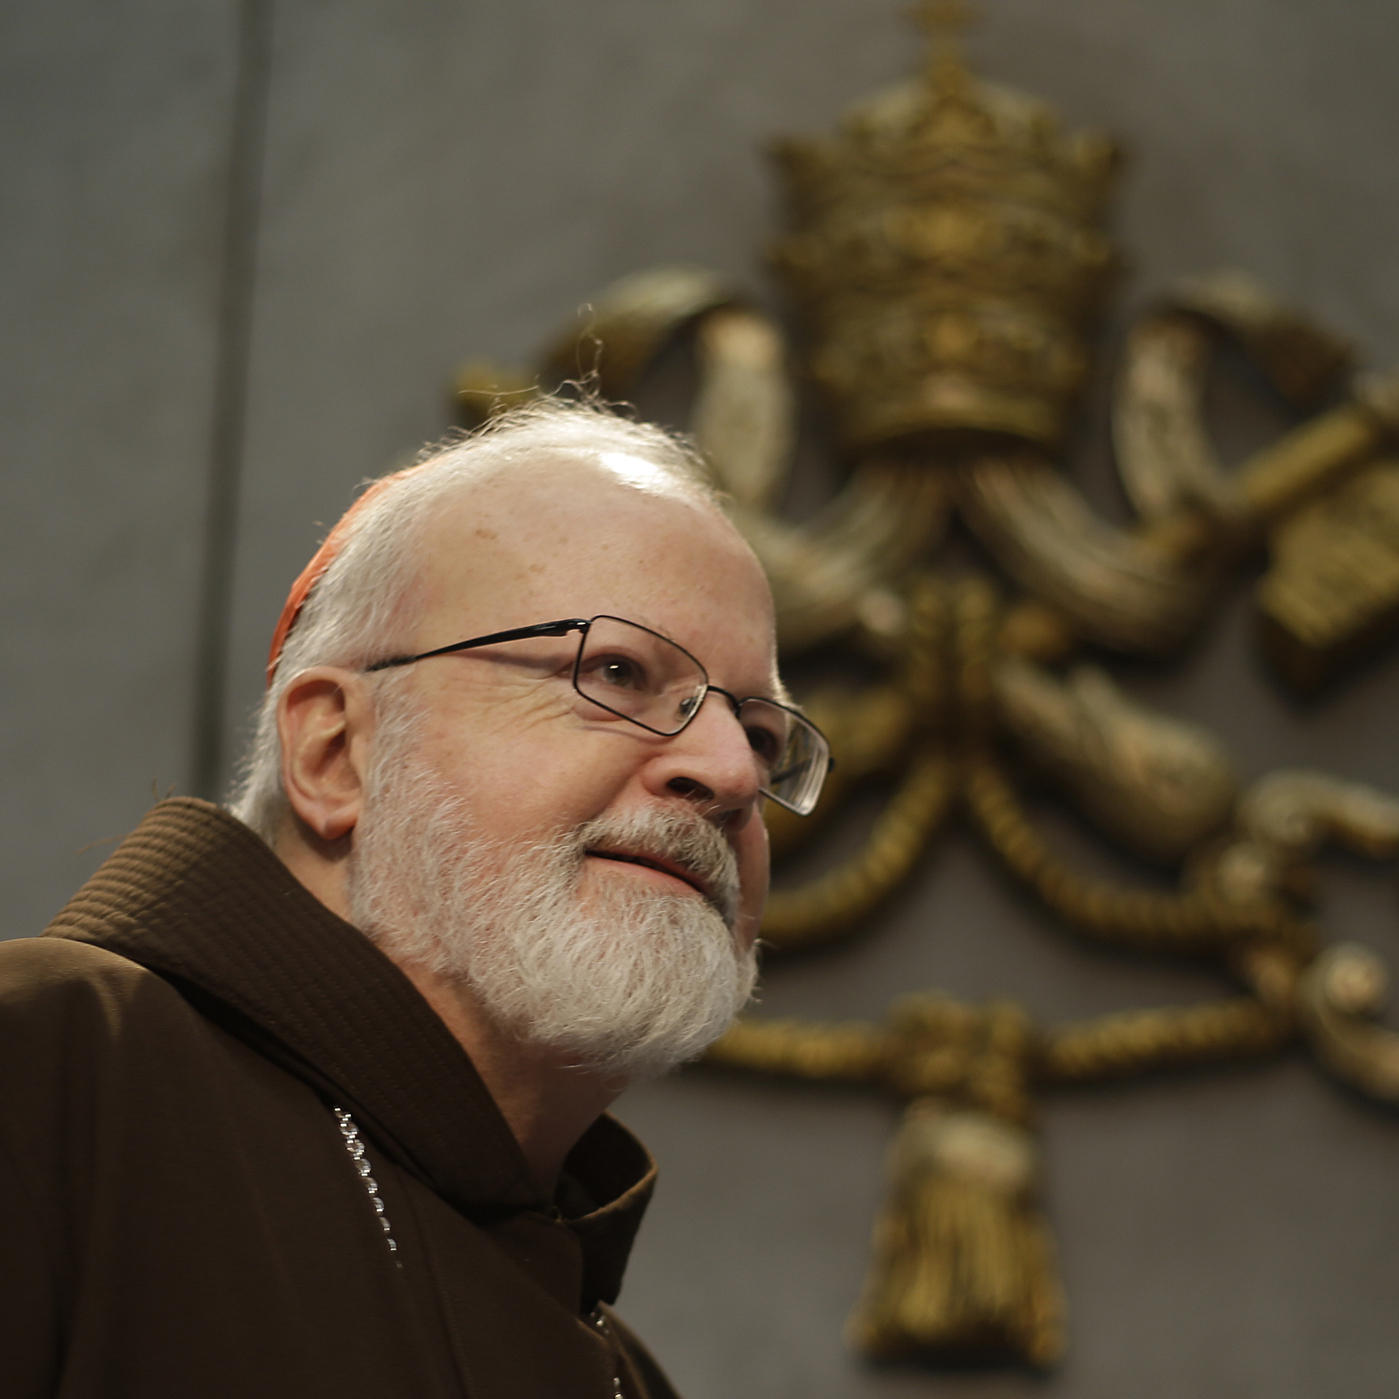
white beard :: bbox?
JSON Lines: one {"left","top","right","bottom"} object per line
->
{"left": 345, "top": 704, "right": 758, "bottom": 1083}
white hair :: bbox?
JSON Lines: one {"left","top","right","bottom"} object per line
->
{"left": 227, "top": 397, "right": 721, "bottom": 841}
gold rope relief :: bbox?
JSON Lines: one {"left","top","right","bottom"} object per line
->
{"left": 450, "top": 0, "right": 1399, "bottom": 1369}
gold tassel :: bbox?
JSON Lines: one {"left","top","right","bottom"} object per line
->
{"left": 846, "top": 1098, "right": 1065, "bottom": 1368}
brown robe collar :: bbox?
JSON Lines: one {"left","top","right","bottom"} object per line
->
{"left": 44, "top": 797, "right": 656, "bottom": 1308}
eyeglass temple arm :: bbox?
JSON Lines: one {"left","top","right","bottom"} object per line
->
{"left": 365, "top": 618, "right": 590, "bottom": 672}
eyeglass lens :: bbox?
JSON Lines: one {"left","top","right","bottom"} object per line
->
{"left": 574, "top": 616, "right": 827, "bottom": 814}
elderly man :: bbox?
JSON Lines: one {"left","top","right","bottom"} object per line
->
{"left": 0, "top": 401, "right": 829, "bottom": 1397}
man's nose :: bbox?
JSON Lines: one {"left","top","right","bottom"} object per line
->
{"left": 643, "top": 689, "right": 763, "bottom": 821}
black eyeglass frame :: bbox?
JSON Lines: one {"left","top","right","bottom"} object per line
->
{"left": 365, "top": 614, "right": 832, "bottom": 814}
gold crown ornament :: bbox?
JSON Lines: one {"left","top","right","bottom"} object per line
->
{"left": 770, "top": 1, "right": 1121, "bottom": 452}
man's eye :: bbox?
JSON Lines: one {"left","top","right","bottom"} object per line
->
{"left": 744, "top": 723, "right": 783, "bottom": 766}
{"left": 591, "top": 655, "right": 648, "bottom": 691}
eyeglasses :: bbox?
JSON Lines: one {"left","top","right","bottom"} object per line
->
{"left": 366, "top": 614, "right": 832, "bottom": 815}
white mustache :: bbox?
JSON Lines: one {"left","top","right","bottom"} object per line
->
{"left": 572, "top": 808, "right": 742, "bottom": 929}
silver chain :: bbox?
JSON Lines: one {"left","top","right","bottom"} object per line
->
{"left": 332, "top": 1105, "right": 400, "bottom": 1259}
{"left": 334, "top": 1106, "right": 620, "bottom": 1393}
{"left": 590, "top": 1308, "right": 625, "bottom": 1399}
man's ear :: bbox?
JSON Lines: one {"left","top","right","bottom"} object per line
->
{"left": 277, "top": 667, "right": 376, "bottom": 842}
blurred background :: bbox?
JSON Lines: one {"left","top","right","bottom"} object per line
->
{"left": 5, "top": 2, "right": 1399, "bottom": 1395}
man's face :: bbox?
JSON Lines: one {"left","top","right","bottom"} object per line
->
{"left": 348, "top": 451, "right": 780, "bottom": 1073}
{"left": 390, "top": 452, "right": 777, "bottom": 945}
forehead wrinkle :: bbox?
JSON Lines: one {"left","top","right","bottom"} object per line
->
{"left": 448, "top": 454, "right": 713, "bottom": 558}
{"left": 413, "top": 453, "right": 778, "bottom": 680}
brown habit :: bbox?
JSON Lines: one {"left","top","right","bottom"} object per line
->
{"left": 0, "top": 799, "right": 681, "bottom": 1398}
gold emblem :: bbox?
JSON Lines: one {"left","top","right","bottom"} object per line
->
{"left": 453, "top": 1, "right": 1399, "bottom": 1369}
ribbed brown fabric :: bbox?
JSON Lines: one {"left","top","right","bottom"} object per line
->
{"left": 0, "top": 798, "right": 677, "bottom": 1399}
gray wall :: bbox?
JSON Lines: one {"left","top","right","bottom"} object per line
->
{"left": 5, "top": 2, "right": 1399, "bottom": 1396}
